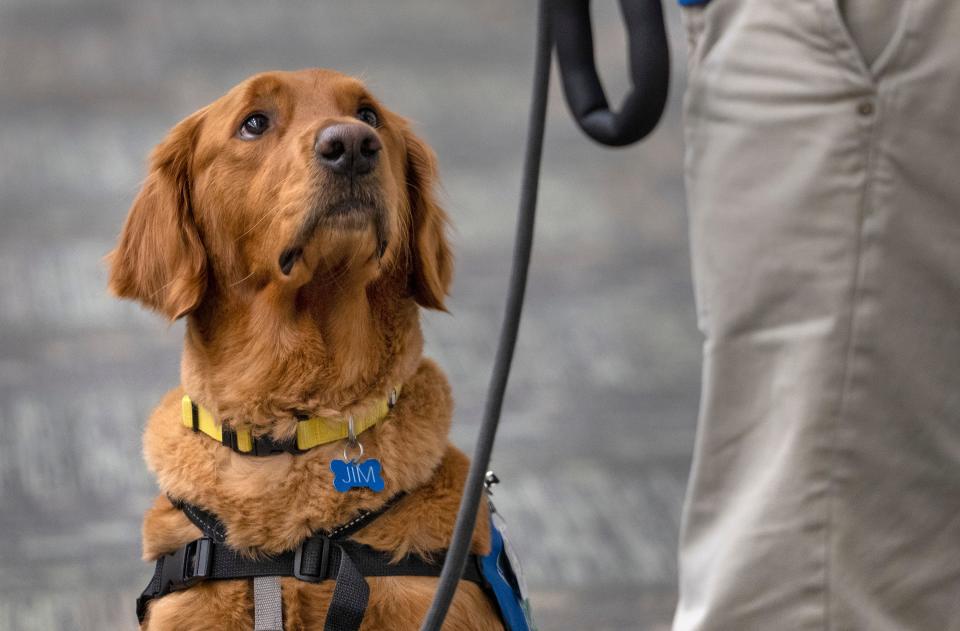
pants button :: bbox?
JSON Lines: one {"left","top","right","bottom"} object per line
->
{"left": 857, "top": 101, "right": 875, "bottom": 116}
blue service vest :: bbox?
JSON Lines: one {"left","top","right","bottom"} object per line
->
{"left": 479, "top": 505, "right": 536, "bottom": 631}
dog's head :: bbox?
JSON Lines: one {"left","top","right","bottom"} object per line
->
{"left": 108, "top": 69, "right": 452, "bottom": 320}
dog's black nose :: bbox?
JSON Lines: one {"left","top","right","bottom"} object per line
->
{"left": 316, "top": 123, "right": 381, "bottom": 176}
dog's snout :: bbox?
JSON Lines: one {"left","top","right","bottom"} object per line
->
{"left": 316, "top": 123, "right": 381, "bottom": 176}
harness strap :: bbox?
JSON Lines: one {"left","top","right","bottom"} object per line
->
{"left": 136, "top": 498, "right": 485, "bottom": 629}
{"left": 173, "top": 499, "right": 227, "bottom": 541}
{"left": 253, "top": 576, "right": 284, "bottom": 631}
{"left": 324, "top": 552, "right": 368, "bottom": 631}
{"left": 136, "top": 536, "right": 486, "bottom": 625}
{"left": 171, "top": 493, "right": 406, "bottom": 542}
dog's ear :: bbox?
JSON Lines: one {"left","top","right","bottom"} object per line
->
{"left": 403, "top": 127, "right": 453, "bottom": 311}
{"left": 108, "top": 111, "right": 207, "bottom": 321}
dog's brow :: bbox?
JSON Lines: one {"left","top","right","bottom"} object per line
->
{"left": 351, "top": 88, "right": 380, "bottom": 114}
{"left": 242, "top": 76, "right": 287, "bottom": 104}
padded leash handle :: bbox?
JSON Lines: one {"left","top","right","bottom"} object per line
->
{"left": 552, "top": 0, "right": 670, "bottom": 146}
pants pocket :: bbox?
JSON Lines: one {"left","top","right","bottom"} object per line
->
{"left": 679, "top": 4, "right": 707, "bottom": 76}
{"left": 836, "top": 0, "right": 905, "bottom": 68}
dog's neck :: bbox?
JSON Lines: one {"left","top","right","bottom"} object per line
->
{"left": 143, "top": 263, "right": 459, "bottom": 552}
{"left": 179, "top": 266, "right": 423, "bottom": 430}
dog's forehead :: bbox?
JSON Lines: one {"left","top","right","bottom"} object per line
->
{"left": 220, "top": 69, "right": 371, "bottom": 119}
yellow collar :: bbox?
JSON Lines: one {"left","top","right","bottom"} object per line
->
{"left": 181, "top": 387, "right": 400, "bottom": 456}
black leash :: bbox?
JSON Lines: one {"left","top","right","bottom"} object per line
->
{"left": 418, "top": 1, "right": 669, "bottom": 628}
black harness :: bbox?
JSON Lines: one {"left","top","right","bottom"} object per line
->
{"left": 137, "top": 494, "right": 486, "bottom": 630}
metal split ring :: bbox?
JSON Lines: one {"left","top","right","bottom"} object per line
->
{"left": 343, "top": 414, "right": 364, "bottom": 463}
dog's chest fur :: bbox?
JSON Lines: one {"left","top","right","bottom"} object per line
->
{"left": 139, "top": 359, "right": 502, "bottom": 630}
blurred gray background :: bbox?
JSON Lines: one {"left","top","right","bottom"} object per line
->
{"left": 0, "top": 1, "right": 698, "bottom": 629}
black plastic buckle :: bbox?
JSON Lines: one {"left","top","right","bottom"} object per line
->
{"left": 293, "top": 536, "right": 331, "bottom": 583}
{"left": 220, "top": 427, "right": 243, "bottom": 453}
{"left": 251, "top": 434, "right": 300, "bottom": 457}
{"left": 159, "top": 537, "right": 213, "bottom": 593}
{"left": 135, "top": 592, "right": 150, "bottom": 624}
{"left": 222, "top": 427, "right": 300, "bottom": 456}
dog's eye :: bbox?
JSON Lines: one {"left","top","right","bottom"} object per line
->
{"left": 356, "top": 107, "right": 379, "bottom": 128}
{"left": 238, "top": 113, "right": 270, "bottom": 139}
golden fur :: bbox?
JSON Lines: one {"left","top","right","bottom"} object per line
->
{"left": 109, "top": 68, "right": 501, "bottom": 630}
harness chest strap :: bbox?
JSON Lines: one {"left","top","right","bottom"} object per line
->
{"left": 136, "top": 496, "right": 486, "bottom": 630}
{"left": 181, "top": 386, "right": 400, "bottom": 456}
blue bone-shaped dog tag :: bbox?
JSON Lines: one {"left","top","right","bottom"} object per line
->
{"left": 330, "top": 459, "right": 385, "bottom": 492}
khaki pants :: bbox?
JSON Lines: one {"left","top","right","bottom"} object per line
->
{"left": 674, "top": 1, "right": 960, "bottom": 629}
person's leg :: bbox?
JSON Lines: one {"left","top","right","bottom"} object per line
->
{"left": 674, "top": 1, "right": 960, "bottom": 629}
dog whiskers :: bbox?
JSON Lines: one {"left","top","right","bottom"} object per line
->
{"left": 230, "top": 269, "right": 257, "bottom": 287}
{"left": 236, "top": 201, "right": 288, "bottom": 243}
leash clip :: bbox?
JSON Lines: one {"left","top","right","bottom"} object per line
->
{"left": 484, "top": 471, "right": 500, "bottom": 494}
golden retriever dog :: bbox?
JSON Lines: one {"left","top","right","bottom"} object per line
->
{"left": 109, "top": 68, "right": 504, "bottom": 630}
